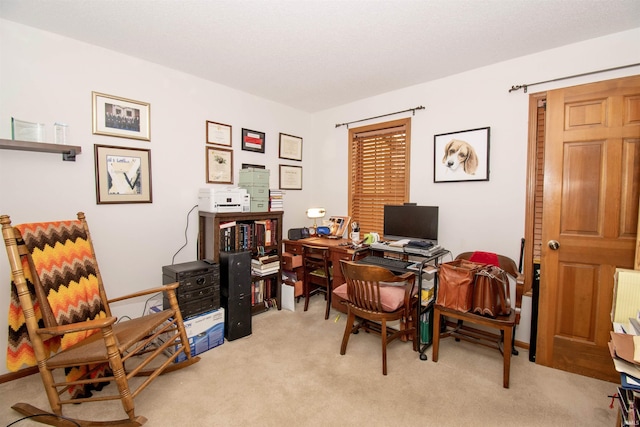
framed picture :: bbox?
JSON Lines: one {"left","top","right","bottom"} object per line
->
{"left": 242, "top": 163, "right": 265, "bottom": 169}
{"left": 94, "top": 144, "right": 152, "bottom": 204}
{"left": 279, "top": 164, "right": 302, "bottom": 190}
{"left": 206, "top": 146, "right": 233, "bottom": 184}
{"left": 279, "top": 133, "right": 302, "bottom": 161}
{"left": 434, "top": 127, "right": 490, "bottom": 183}
{"left": 206, "top": 120, "right": 232, "bottom": 147}
{"left": 241, "top": 128, "right": 265, "bottom": 153}
{"left": 327, "top": 216, "right": 351, "bottom": 238}
{"left": 92, "top": 92, "right": 150, "bottom": 141}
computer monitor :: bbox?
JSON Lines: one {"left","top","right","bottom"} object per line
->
{"left": 383, "top": 205, "right": 438, "bottom": 243}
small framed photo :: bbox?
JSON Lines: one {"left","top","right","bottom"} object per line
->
{"left": 242, "top": 163, "right": 265, "bottom": 169}
{"left": 327, "top": 216, "right": 351, "bottom": 238}
{"left": 206, "top": 146, "right": 233, "bottom": 184}
{"left": 434, "top": 127, "right": 490, "bottom": 183}
{"left": 241, "top": 128, "right": 265, "bottom": 153}
{"left": 279, "top": 164, "right": 302, "bottom": 190}
{"left": 94, "top": 144, "right": 152, "bottom": 204}
{"left": 279, "top": 133, "right": 302, "bottom": 161}
{"left": 206, "top": 121, "right": 232, "bottom": 147}
{"left": 92, "top": 92, "right": 150, "bottom": 141}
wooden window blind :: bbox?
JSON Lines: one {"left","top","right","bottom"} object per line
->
{"left": 533, "top": 100, "right": 546, "bottom": 262}
{"left": 348, "top": 118, "right": 411, "bottom": 235}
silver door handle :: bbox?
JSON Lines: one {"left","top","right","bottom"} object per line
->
{"left": 548, "top": 240, "right": 560, "bottom": 250}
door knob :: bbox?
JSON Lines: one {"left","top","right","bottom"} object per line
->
{"left": 548, "top": 240, "right": 560, "bottom": 250}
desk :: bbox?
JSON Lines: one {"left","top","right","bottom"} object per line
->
{"left": 282, "top": 237, "right": 357, "bottom": 312}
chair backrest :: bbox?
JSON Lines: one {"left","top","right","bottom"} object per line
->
{"left": 339, "top": 260, "right": 414, "bottom": 313}
{"left": 3, "top": 212, "right": 111, "bottom": 367}
{"left": 302, "top": 244, "right": 331, "bottom": 282}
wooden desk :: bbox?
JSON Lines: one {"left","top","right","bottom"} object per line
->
{"left": 282, "top": 237, "right": 356, "bottom": 312}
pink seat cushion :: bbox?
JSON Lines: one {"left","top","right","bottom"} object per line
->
{"left": 333, "top": 282, "right": 407, "bottom": 312}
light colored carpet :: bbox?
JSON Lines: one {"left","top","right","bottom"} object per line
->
{"left": 0, "top": 296, "right": 619, "bottom": 426}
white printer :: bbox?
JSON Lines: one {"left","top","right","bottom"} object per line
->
{"left": 198, "top": 187, "right": 250, "bottom": 213}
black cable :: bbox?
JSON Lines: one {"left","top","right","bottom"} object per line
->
{"left": 171, "top": 204, "right": 199, "bottom": 264}
{"left": 6, "top": 413, "right": 81, "bottom": 426}
{"left": 142, "top": 292, "right": 162, "bottom": 316}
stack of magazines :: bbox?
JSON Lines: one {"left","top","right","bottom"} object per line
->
{"left": 251, "top": 255, "right": 280, "bottom": 276}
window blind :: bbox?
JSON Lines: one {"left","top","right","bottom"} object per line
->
{"left": 348, "top": 118, "right": 411, "bottom": 235}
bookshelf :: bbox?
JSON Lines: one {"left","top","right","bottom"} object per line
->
{"left": 199, "top": 210, "right": 283, "bottom": 315}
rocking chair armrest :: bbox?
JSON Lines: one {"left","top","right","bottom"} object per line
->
{"left": 108, "top": 282, "right": 180, "bottom": 304}
{"left": 36, "top": 316, "right": 117, "bottom": 337}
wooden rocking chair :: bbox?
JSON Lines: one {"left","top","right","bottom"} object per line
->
{"left": 2, "top": 212, "right": 200, "bottom": 426}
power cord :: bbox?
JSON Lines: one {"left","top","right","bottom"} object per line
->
{"left": 6, "top": 413, "right": 81, "bottom": 426}
{"left": 171, "top": 204, "right": 199, "bottom": 265}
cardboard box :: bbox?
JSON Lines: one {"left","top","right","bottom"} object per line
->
{"left": 282, "top": 252, "right": 302, "bottom": 270}
{"left": 155, "top": 307, "right": 225, "bottom": 362}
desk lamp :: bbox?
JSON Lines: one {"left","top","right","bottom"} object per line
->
{"left": 306, "top": 207, "right": 326, "bottom": 236}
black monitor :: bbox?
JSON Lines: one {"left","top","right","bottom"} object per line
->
{"left": 383, "top": 205, "right": 438, "bottom": 243}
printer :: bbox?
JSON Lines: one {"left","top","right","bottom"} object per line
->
{"left": 199, "top": 187, "right": 250, "bottom": 213}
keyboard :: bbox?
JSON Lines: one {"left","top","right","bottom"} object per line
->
{"left": 358, "top": 255, "right": 412, "bottom": 272}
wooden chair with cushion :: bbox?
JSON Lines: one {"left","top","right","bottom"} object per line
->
{"left": 334, "top": 260, "right": 418, "bottom": 375}
{"left": 432, "top": 251, "right": 524, "bottom": 388}
{"left": 302, "top": 244, "right": 333, "bottom": 319}
{"left": 2, "top": 212, "right": 199, "bottom": 426}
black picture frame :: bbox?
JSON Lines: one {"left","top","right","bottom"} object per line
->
{"left": 241, "top": 128, "right": 265, "bottom": 153}
{"left": 434, "top": 127, "right": 490, "bottom": 183}
{"left": 278, "top": 133, "right": 302, "bottom": 161}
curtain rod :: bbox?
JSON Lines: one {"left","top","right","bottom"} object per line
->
{"left": 508, "top": 63, "right": 640, "bottom": 93}
{"left": 335, "top": 105, "right": 425, "bottom": 128}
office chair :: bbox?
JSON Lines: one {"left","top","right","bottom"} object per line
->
{"left": 335, "top": 260, "right": 417, "bottom": 375}
{"left": 302, "top": 244, "right": 333, "bottom": 319}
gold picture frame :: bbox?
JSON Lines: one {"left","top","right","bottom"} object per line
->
{"left": 92, "top": 92, "right": 150, "bottom": 141}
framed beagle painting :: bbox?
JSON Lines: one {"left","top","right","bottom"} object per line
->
{"left": 433, "top": 127, "right": 490, "bottom": 183}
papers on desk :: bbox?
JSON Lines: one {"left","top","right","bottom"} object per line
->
{"left": 612, "top": 268, "right": 640, "bottom": 323}
{"left": 388, "top": 239, "right": 410, "bottom": 247}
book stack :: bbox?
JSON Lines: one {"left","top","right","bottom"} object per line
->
{"left": 269, "top": 189, "right": 284, "bottom": 211}
{"left": 251, "top": 254, "right": 280, "bottom": 276}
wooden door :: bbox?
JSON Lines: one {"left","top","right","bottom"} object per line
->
{"left": 536, "top": 76, "right": 640, "bottom": 382}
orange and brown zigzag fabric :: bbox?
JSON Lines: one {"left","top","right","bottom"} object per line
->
{"left": 8, "top": 220, "right": 109, "bottom": 397}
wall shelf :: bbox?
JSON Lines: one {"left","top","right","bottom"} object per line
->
{"left": 0, "top": 138, "right": 82, "bottom": 161}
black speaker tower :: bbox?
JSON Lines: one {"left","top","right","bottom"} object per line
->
{"left": 219, "top": 251, "right": 252, "bottom": 340}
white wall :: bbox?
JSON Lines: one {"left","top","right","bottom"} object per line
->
{"left": 0, "top": 20, "right": 314, "bottom": 375}
{"left": 0, "top": 18, "right": 638, "bottom": 375}
{"left": 308, "top": 27, "right": 640, "bottom": 347}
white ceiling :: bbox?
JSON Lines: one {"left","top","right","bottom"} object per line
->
{"left": 1, "top": 0, "right": 639, "bottom": 112}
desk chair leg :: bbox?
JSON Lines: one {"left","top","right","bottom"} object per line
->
{"left": 432, "top": 309, "right": 441, "bottom": 363}
{"left": 324, "top": 288, "right": 331, "bottom": 320}
{"left": 303, "top": 281, "right": 310, "bottom": 312}
{"left": 511, "top": 327, "right": 519, "bottom": 356}
{"left": 503, "top": 325, "right": 513, "bottom": 388}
